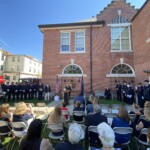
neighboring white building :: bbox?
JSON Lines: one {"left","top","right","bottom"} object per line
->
{"left": 3, "top": 54, "right": 42, "bottom": 83}
{"left": 0, "top": 49, "right": 12, "bottom": 75}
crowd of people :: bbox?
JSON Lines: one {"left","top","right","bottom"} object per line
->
{"left": 0, "top": 82, "right": 51, "bottom": 103}
{"left": 115, "top": 80, "right": 150, "bottom": 107}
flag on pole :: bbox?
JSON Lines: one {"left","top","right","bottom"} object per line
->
{"left": 55, "top": 75, "right": 60, "bottom": 95}
{"left": 81, "top": 76, "right": 84, "bottom": 96}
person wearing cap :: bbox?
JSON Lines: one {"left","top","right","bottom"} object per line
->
{"left": 143, "top": 80, "right": 150, "bottom": 101}
{"left": 91, "top": 122, "right": 121, "bottom": 150}
{"left": 135, "top": 83, "right": 144, "bottom": 108}
{"left": 116, "top": 81, "right": 122, "bottom": 101}
{"left": 55, "top": 123, "right": 85, "bottom": 150}
{"left": 126, "top": 83, "right": 135, "bottom": 104}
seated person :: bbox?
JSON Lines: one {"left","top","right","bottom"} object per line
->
{"left": 86, "top": 104, "right": 107, "bottom": 145}
{"left": 147, "top": 128, "right": 150, "bottom": 150}
{"left": 133, "top": 101, "right": 150, "bottom": 142}
{"left": 0, "top": 105, "right": 12, "bottom": 135}
{"left": 19, "top": 119, "right": 53, "bottom": 150}
{"left": 73, "top": 101, "right": 84, "bottom": 122}
{"left": 90, "top": 122, "right": 121, "bottom": 150}
{"left": 13, "top": 102, "right": 34, "bottom": 128}
{"left": 87, "top": 97, "right": 98, "bottom": 114}
{"left": 2, "top": 103, "right": 12, "bottom": 122}
{"left": 61, "top": 102, "right": 69, "bottom": 120}
{"left": 74, "top": 93, "right": 85, "bottom": 107}
{"left": 111, "top": 106, "right": 131, "bottom": 144}
{"left": 48, "top": 104, "right": 66, "bottom": 136}
{"left": 55, "top": 123, "right": 85, "bottom": 150}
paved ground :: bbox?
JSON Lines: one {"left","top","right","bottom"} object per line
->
{"left": 47, "top": 98, "right": 74, "bottom": 115}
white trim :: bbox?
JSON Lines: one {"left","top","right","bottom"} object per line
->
{"left": 146, "top": 38, "right": 150, "bottom": 43}
{"left": 60, "top": 32, "right": 70, "bottom": 52}
{"left": 110, "top": 50, "right": 133, "bottom": 52}
{"left": 60, "top": 29, "right": 86, "bottom": 33}
{"left": 107, "top": 23, "right": 132, "bottom": 27}
{"left": 106, "top": 74, "right": 135, "bottom": 77}
{"left": 109, "top": 63, "right": 135, "bottom": 75}
{"left": 59, "top": 51, "right": 86, "bottom": 54}
{"left": 75, "top": 31, "right": 85, "bottom": 52}
{"left": 58, "top": 74, "right": 87, "bottom": 77}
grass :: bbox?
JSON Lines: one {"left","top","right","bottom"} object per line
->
{"left": 0, "top": 98, "right": 145, "bottom": 150}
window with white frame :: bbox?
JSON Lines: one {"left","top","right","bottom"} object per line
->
{"left": 60, "top": 32, "right": 70, "bottom": 52}
{"left": 75, "top": 32, "right": 85, "bottom": 51}
{"left": 63, "top": 64, "right": 82, "bottom": 74}
{"left": 111, "top": 26, "right": 131, "bottom": 51}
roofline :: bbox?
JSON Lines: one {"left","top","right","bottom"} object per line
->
{"left": 38, "top": 21, "right": 105, "bottom": 31}
{"left": 132, "top": 0, "right": 149, "bottom": 21}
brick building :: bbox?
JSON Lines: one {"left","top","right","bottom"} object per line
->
{"left": 39, "top": 0, "right": 149, "bottom": 95}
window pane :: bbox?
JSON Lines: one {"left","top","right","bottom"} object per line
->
{"left": 112, "top": 39, "right": 120, "bottom": 50}
{"left": 64, "top": 65, "right": 82, "bottom": 74}
{"left": 121, "top": 27, "right": 129, "bottom": 38}
{"left": 122, "top": 39, "right": 129, "bottom": 50}
{"left": 75, "top": 32, "right": 85, "bottom": 51}
{"left": 61, "top": 32, "right": 70, "bottom": 52}
{"left": 111, "top": 28, "right": 120, "bottom": 40}
{"left": 61, "top": 45, "right": 69, "bottom": 51}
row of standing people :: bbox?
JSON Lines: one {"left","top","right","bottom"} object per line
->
{"left": 1, "top": 82, "right": 51, "bottom": 103}
{"left": 116, "top": 80, "right": 150, "bottom": 107}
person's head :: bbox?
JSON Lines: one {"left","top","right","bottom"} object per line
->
{"left": 147, "top": 128, "right": 150, "bottom": 145}
{"left": 49, "top": 104, "right": 62, "bottom": 122}
{"left": 14, "top": 102, "right": 27, "bottom": 115}
{"left": 117, "top": 106, "right": 130, "bottom": 122}
{"left": 144, "top": 80, "right": 149, "bottom": 85}
{"left": 68, "top": 123, "right": 84, "bottom": 144}
{"left": 75, "top": 101, "right": 81, "bottom": 107}
{"left": 62, "top": 102, "right": 67, "bottom": 108}
{"left": 2, "top": 103, "right": 10, "bottom": 114}
{"left": 26, "top": 119, "right": 42, "bottom": 140}
{"left": 144, "top": 101, "right": 150, "bottom": 120}
{"left": 93, "top": 104, "right": 101, "bottom": 114}
{"left": 88, "top": 95, "right": 94, "bottom": 103}
{"left": 97, "top": 122, "right": 115, "bottom": 148}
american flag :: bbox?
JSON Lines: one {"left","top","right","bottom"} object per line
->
{"left": 55, "top": 75, "right": 60, "bottom": 94}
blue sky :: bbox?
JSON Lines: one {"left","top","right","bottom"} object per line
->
{"left": 0, "top": 0, "right": 146, "bottom": 62}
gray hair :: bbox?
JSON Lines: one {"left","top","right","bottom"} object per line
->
{"left": 97, "top": 122, "right": 115, "bottom": 148}
{"left": 68, "top": 123, "right": 84, "bottom": 144}
{"left": 93, "top": 104, "right": 101, "bottom": 113}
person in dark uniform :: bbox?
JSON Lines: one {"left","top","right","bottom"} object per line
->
{"left": 18, "top": 83, "right": 23, "bottom": 100}
{"left": 15, "top": 83, "right": 20, "bottom": 101}
{"left": 28, "top": 83, "right": 33, "bottom": 100}
{"left": 33, "top": 83, "right": 38, "bottom": 99}
{"left": 104, "top": 87, "right": 111, "bottom": 100}
{"left": 143, "top": 80, "right": 150, "bottom": 102}
{"left": 38, "top": 83, "right": 43, "bottom": 100}
{"left": 6, "top": 82, "right": 11, "bottom": 102}
{"left": 136, "top": 83, "right": 144, "bottom": 108}
{"left": 1, "top": 83, "right": 7, "bottom": 103}
{"left": 116, "top": 81, "right": 122, "bottom": 101}
{"left": 44, "top": 84, "right": 51, "bottom": 101}
{"left": 10, "top": 82, "right": 16, "bottom": 101}
{"left": 126, "top": 83, "right": 134, "bottom": 104}
{"left": 122, "top": 81, "right": 127, "bottom": 103}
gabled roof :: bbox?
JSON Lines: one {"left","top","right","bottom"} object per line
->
{"left": 97, "top": 0, "right": 136, "bottom": 17}
{"left": 132, "top": 0, "right": 149, "bottom": 21}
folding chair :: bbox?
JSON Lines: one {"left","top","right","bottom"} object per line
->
{"left": 88, "top": 126, "right": 101, "bottom": 149}
{"left": 134, "top": 128, "right": 149, "bottom": 150}
{"left": 0, "top": 120, "right": 12, "bottom": 149}
{"left": 129, "top": 114, "right": 136, "bottom": 122}
{"left": 113, "top": 127, "right": 133, "bottom": 150}
{"left": 125, "top": 105, "right": 133, "bottom": 113}
{"left": 47, "top": 123, "right": 65, "bottom": 143}
{"left": 111, "top": 104, "right": 122, "bottom": 114}
{"left": 99, "top": 104, "right": 110, "bottom": 114}
{"left": 104, "top": 113, "right": 117, "bottom": 125}
{"left": 73, "top": 111, "right": 85, "bottom": 124}
{"left": 10, "top": 122, "right": 27, "bottom": 150}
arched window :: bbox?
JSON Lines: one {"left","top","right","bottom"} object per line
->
{"left": 111, "top": 64, "right": 133, "bottom": 74}
{"left": 63, "top": 64, "right": 83, "bottom": 74}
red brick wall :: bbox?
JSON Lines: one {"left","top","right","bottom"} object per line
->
{"left": 132, "top": 0, "right": 150, "bottom": 84}
{"left": 42, "top": 0, "right": 137, "bottom": 95}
